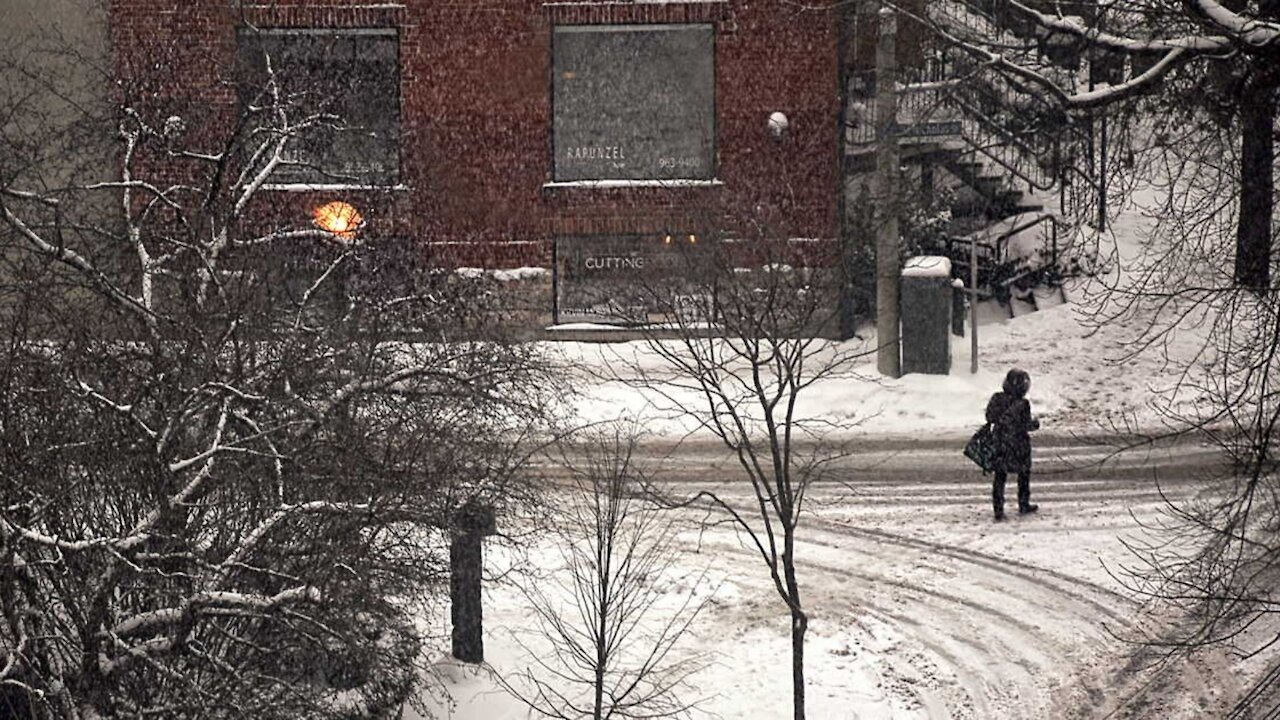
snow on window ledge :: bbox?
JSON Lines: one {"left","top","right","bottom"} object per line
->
{"left": 542, "top": 179, "right": 724, "bottom": 189}
{"left": 455, "top": 267, "right": 550, "bottom": 283}
{"left": 260, "top": 183, "right": 410, "bottom": 192}
{"left": 546, "top": 321, "right": 720, "bottom": 332}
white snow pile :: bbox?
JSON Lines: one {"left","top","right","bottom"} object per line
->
{"left": 902, "top": 255, "right": 952, "bottom": 278}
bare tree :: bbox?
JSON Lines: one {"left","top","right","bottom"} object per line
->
{"left": 0, "top": 38, "right": 559, "bottom": 720}
{"left": 503, "top": 424, "right": 708, "bottom": 720}
{"left": 593, "top": 233, "right": 872, "bottom": 720}
{"left": 896, "top": 0, "right": 1280, "bottom": 287}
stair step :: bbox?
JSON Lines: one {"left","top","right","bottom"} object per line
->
{"left": 1008, "top": 296, "right": 1038, "bottom": 318}
{"left": 949, "top": 201, "right": 1026, "bottom": 219}
{"left": 1032, "top": 285, "right": 1068, "bottom": 309}
{"left": 975, "top": 299, "right": 1009, "bottom": 326}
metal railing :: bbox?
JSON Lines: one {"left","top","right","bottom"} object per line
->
{"left": 847, "top": 0, "right": 1095, "bottom": 206}
{"left": 940, "top": 212, "right": 1063, "bottom": 291}
{"left": 848, "top": 79, "right": 1065, "bottom": 193}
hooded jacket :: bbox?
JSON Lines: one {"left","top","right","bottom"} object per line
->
{"left": 985, "top": 378, "right": 1039, "bottom": 473}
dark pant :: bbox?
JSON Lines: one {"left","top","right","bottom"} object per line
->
{"left": 993, "top": 470, "right": 1031, "bottom": 515}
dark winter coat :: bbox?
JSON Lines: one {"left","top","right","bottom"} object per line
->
{"left": 985, "top": 391, "right": 1040, "bottom": 473}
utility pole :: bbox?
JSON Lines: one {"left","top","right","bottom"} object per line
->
{"left": 1086, "top": 27, "right": 1108, "bottom": 233}
{"left": 875, "top": 4, "right": 900, "bottom": 378}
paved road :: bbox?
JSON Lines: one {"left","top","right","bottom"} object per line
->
{"left": 560, "top": 432, "right": 1232, "bottom": 485}
{"left": 659, "top": 435, "right": 1231, "bottom": 719}
{"left": 527, "top": 435, "right": 1240, "bottom": 718}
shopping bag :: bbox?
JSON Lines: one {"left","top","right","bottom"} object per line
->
{"left": 963, "top": 423, "right": 996, "bottom": 473}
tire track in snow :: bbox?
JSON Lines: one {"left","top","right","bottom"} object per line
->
{"left": 805, "top": 518, "right": 1138, "bottom": 624}
{"left": 701, "top": 530, "right": 1103, "bottom": 720}
{"left": 796, "top": 535, "right": 1107, "bottom": 719}
{"left": 649, "top": 440, "right": 1227, "bottom": 718}
{"left": 686, "top": 476, "right": 1197, "bottom": 718}
{"left": 699, "top": 536, "right": 993, "bottom": 718}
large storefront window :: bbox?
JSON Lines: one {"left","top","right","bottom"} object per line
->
{"left": 237, "top": 28, "right": 400, "bottom": 186}
{"left": 553, "top": 24, "right": 715, "bottom": 182}
{"left": 556, "top": 234, "right": 712, "bottom": 325}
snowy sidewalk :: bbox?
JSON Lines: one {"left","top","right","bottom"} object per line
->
{"left": 556, "top": 294, "right": 1186, "bottom": 445}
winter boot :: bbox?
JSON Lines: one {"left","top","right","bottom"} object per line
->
{"left": 1016, "top": 472, "right": 1035, "bottom": 515}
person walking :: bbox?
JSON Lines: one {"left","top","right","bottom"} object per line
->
{"left": 986, "top": 368, "right": 1040, "bottom": 521}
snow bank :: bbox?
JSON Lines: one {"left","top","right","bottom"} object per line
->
{"left": 550, "top": 179, "right": 1199, "bottom": 441}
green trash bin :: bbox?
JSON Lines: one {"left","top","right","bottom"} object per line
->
{"left": 901, "top": 256, "right": 953, "bottom": 375}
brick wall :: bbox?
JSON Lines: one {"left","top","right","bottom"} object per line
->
{"left": 108, "top": 0, "right": 840, "bottom": 272}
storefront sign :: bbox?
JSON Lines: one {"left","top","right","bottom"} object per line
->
{"left": 556, "top": 235, "right": 711, "bottom": 325}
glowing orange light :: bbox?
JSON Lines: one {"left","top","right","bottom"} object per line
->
{"left": 664, "top": 234, "right": 673, "bottom": 244}
{"left": 688, "top": 234, "right": 697, "bottom": 244}
{"left": 312, "top": 200, "right": 363, "bottom": 240}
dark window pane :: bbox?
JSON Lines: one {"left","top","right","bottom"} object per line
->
{"left": 237, "top": 29, "right": 400, "bottom": 185}
{"left": 553, "top": 24, "right": 716, "bottom": 181}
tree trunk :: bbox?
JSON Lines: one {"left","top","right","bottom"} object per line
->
{"left": 783, "top": 531, "right": 808, "bottom": 720}
{"left": 791, "top": 607, "right": 808, "bottom": 720}
{"left": 595, "top": 578, "right": 608, "bottom": 720}
{"left": 1236, "top": 76, "right": 1275, "bottom": 291}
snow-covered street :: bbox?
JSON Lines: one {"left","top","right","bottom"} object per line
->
{"left": 414, "top": 439, "right": 1256, "bottom": 719}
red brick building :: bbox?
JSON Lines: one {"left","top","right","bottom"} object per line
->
{"left": 107, "top": 0, "right": 841, "bottom": 325}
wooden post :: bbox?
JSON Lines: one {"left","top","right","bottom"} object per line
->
{"left": 874, "top": 4, "right": 901, "bottom": 378}
{"left": 450, "top": 502, "right": 496, "bottom": 664}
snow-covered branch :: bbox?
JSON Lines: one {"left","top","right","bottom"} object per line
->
{"left": 109, "top": 586, "right": 321, "bottom": 641}
{"left": 118, "top": 401, "right": 232, "bottom": 551}
{"left": 2, "top": 520, "right": 111, "bottom": 553}
{"left": 99, "top": 586, "right": 322, "bottom": 675}
{"left": 75, "top": 379, "right": 158, "bottom": 439}
{"left": 1189, "top": 0, "right": 1280, "bottom": 49}
{"left": 0, "top": 202, "right": 153, "bottom": 320}
{"left": 234, "top": 228, "right": 352, "bottom": 247}
{"left": 1003, "top": 0, "right": 1232, "bottom": 53}
{"left": 1065, "top": 47, "right": 1198, "bottom": 109}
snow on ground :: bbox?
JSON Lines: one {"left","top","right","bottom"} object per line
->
{"left": 405, "top": 190, "right": 1255, "bottom": 719}
{"left": 411, "top": 445, "right": 1238, "bottom": 720}
{"left": 558, "top": 296, "right": 1152, "bottom": 444}
{"left": 562, "top": 189, "right": 1200, "bottom": 443}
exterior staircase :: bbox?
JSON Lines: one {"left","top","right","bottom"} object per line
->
{"left": 843, "top": 0, "right": 1104, "bottom": 318}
